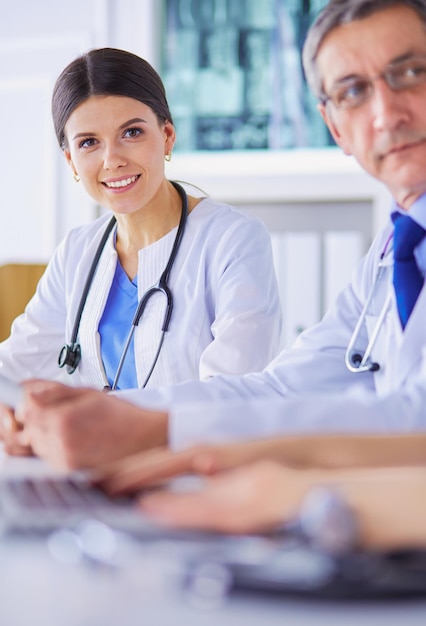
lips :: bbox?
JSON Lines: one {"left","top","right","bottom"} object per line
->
{"left": 103, "top": 175, "right": 140, "bottom": 188}
{"left": 377, "top": 135, "right": 426, "bottom": 160}
{"left": 389, "top": 142, "right": 420, "bottom": 154}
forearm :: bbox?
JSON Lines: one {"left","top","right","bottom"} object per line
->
{"left": 198, "top": 433, "right": 426, "bottom": 474}
{"left": 274, "top": 433, "right": 426, "bottom": 469}
{"left": 138, "top": 460, "right": 426, "bottom": 549}
{"left": 241, "top": 464, "right": 426, "bottom": 549}
{"left": 301, "top": 466, "right": 426, "bottom": 550}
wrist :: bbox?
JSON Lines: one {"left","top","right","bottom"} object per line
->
{"left": 134, "top": 408, "right": 169, "bottom": 452}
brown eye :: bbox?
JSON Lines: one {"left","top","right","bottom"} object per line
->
{"left": 123, "top": 127, "right": 143, "bottom": 138}
{"left": 79, "top": 137, "right": 97, "bottom": 149}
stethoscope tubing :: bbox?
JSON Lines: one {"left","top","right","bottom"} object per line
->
{"left": 345, "top": 233, "right": 394, "bottom": 373}
{"left": 59, "top": 180, "right": 188, "bottom": 388}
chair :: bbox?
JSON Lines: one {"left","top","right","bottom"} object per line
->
{"left": 0, "top": 263, "right": 46, "bottom": 342}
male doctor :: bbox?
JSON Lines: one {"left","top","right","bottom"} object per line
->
{"left": 6, "top": 0, "right": 426, "bottom": 470}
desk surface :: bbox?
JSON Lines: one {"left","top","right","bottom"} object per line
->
{"left": 1, "top": 452, "right": 426, "bottom": 625}
{"left": 1, "top": 536, "right": 426, "bottom": 626}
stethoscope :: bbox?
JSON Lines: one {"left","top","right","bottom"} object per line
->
{"left": 58, "top": 180, "right": 188, "bottom": 390}
{"left": 345, "top": 233, "right": 394, "bottom": 374}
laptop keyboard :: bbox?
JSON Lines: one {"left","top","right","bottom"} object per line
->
{"left": 0, "top": 476, "right": 154, "bottom": 535}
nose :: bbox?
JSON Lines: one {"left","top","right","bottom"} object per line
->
{"left": 371, "top": 79, "right": 410, "bottom": 132}
{"left": 102, "top": 141, "right": 127, "bottom": 170}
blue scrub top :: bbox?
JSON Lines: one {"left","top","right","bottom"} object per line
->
{"left": 98, "top": 260, "right": 138, "bottom": 390}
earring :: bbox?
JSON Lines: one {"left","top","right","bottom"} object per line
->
{"left": 73, "top": 173, "right": 80, "bottom": 183}
{"left": 164, "top": 152, "right": 172, "bottom": 162}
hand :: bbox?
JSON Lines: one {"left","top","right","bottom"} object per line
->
{"left": 139, "top": 461, "right": 308, "bottom": 534}
{"left": 17, "top": 380, "right": 168, "bottom": 470}
{"left": 140, "top": 461, "right": 426, "bottom": 549}
{"left": 96, "top": 437, "right": 303, "bottom": 496}
{"left": 96, "top": 444, "right": 230, "bottom": 496}
{"left": 0, "top": 402, "right": 33, "bottom": 457}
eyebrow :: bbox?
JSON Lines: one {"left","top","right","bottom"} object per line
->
{"left": 331, "top": 51, "right": 422, "bottom": 86}
{"left": 72, "top": 117, "right": 148, "bottom": 141}
{"left": 119, "top": 117, "right": 147, "bottom": 129}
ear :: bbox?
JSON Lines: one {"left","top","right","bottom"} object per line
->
{"left": 64, "top": 149, "right": 78, "bottom": 175}
{"left": 163, "top": 120, "right": 176, "bottom": 155}
{"left": 317, "top": 103, "right": 352, "bottom": 155}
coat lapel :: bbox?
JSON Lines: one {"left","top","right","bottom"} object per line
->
{"left": 396, "top": 281, "right": 426, "bottom": 386}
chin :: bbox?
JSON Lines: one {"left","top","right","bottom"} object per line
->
{"left": 382, "top": 165, "right": 426, "bottom": 193}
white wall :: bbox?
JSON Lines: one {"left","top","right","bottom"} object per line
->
{"left": 0, "top": 0, "right": 161, "bottom": 263}
{"left": 165, "top": 149, "right": 390, "bottom": 345}
{"left": 0, "top": 0, "right": 391, "bottom": 346}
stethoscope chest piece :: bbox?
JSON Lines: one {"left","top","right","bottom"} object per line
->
{"left": 58, "top": 342, "right": 81, "bottom": 374}
{"left": 345, "top": 237, "right": 394, "bottom": 374}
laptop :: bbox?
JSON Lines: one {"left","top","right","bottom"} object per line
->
{"left": 0, "top": 464, "right": 163, "bottom": 538}
{"left": 1, "top": 456, "right": 426, "bottom": 600}
{"left": 0, "top": 454, "right": 222, "bottom": 542}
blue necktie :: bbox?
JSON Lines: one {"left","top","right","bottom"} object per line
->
{"left": 392, "top": 212, "right": 426, "bottom": 329}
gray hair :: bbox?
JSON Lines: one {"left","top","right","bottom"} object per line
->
{"left": 302, "top": 0, "right": 426, "bottom": 101}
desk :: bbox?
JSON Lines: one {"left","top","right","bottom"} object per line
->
{"left": 1, "top": 453, "right": 426, "bottom": 626}
{"left": 1, "top": 537, "right": 426, "bottom": 626}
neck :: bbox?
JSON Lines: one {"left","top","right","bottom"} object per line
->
{"left": 115, "top": 181, "right": 183, "bottom": 278}
{"left": 392, "top": 188, "right": 426, "bottom": 212}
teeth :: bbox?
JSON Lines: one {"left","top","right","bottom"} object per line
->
{"left": 105, "top": 176, "right": 138, "bottom": 188}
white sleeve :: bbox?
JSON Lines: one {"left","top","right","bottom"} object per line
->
{"left": 168, "top": 375, "right": 426, "bottom": 449}
{"left": 119, "top": 264, "right": 374, "bottom": 413}
{"left": 116, "top": 231, "right": 395, "bottom": 446}
{"left": 199, "top": 215, "right": 282, "bottom": 377}
{"left": 117, "top": 368, "right": 426, "bottom": 450}
{"left": 0, "top": 240, "right": 69, "bottom": 383}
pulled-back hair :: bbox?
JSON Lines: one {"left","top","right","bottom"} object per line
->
{"left": 52, "top": 47, "right": 173, "bottom": 149}
{"left": 302, "top": 0, "right": 426, "bottom": 100}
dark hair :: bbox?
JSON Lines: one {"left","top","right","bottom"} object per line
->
{"left": 52, "top": 47, "right": 173, "bottom": 149}
{"left": 302, "top": 0, "right": 426, "bottom": 100}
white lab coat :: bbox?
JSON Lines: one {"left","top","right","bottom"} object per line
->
{"left": 121, "top": 220, "right": 426, "bottom": 448}
{"left": 0, "top": 198, "right": 282, "bottom": 389}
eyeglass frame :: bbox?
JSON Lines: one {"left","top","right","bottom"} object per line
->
{"left": 320, "top": 54, "right": 426, "bottom": 111}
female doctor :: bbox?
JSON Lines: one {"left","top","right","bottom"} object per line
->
{"left": 0, "top": 48, "right": 281, "bottom": 400}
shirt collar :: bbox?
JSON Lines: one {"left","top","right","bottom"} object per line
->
{"left": 391, "top": 194, "right": 426, "bottom": 275}
{"left": 391, "top": 193, "right": 426, "bottom": 230}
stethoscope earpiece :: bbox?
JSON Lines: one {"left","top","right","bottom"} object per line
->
{"left": 58, "top": 343, "right": 82, "bottom": 374}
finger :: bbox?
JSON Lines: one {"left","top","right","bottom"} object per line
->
{"left": 16, "top": 384, "right": 91, "bottom": 429}
{"left": 4, "top": 442, "right": 34, "bottom": 457}
{"left": 13, "top": 382, "right": 61, "bottom": 426}
{"left": 15, "top": 428, "right": 31, "bottom": 447}
{"left": 97, "top": 448, "right": 198, "bottom": 495}
{"left": 3, "top": 431, "right": 34, "bottom": 457}
{"left": 2, "top": 413, "right": 18, "bottom": 433}
{"left": 191, "top": 448, "right": 224, "bottom": 475}
{"left": 200, "top": 439, "right": 285, "bottom": 472}
{"left": 189, "top": 441, "right": 275, "bottom": 476}
{"left": 139, "top": 490, "right": 220, "bottom": 531}
{"left": 0, "top": 407, "right": 19, "bottom": 437}
{"left": 23, "top": 380, "right": 87, "bottom": 407}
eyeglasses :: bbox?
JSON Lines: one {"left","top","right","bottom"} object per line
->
{"left": 321, "top": 55, "right": 426, "bottom": 110}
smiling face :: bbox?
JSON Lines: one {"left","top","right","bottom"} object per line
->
{"left": 317, "top": 5, "right": 426, "bottom": 209}
{"left": 63, "top": 95, "right": 175, "bottom": 215}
